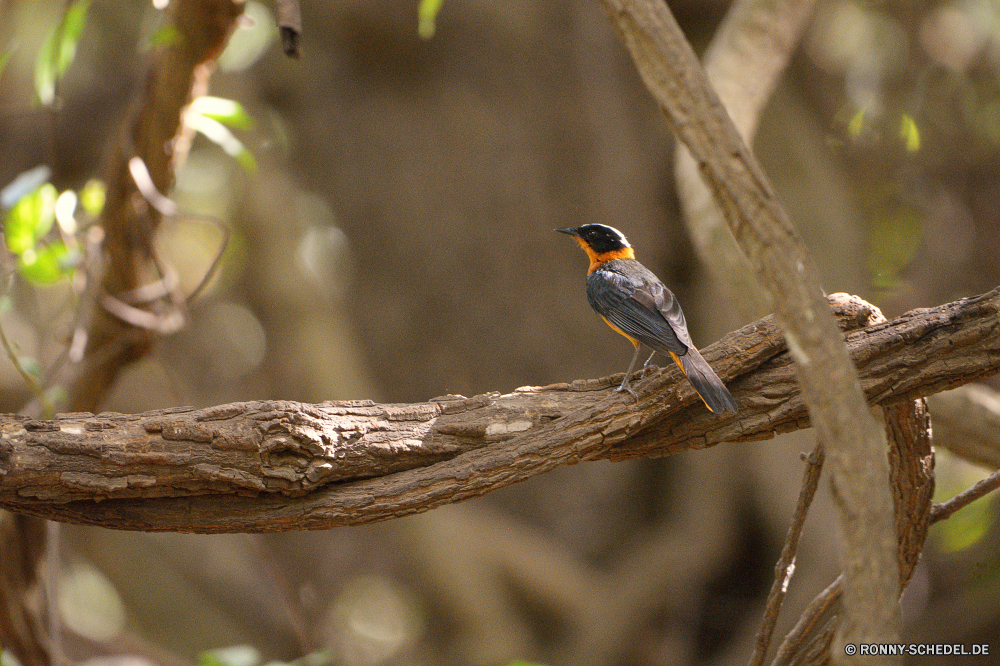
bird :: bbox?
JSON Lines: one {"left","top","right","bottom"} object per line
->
{"left": 556, "top": 224, "right": 737, "bottom": 413}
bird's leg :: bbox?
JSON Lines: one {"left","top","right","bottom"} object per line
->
{"left": 616, "top": 344, "right": 642, "bottom": 399}
{"left": 642, "top": 350, "right": 657, "bottom": 369}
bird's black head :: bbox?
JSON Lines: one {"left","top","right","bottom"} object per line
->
{"left": 555, "top": 224, "right": 631, "bottom": 254}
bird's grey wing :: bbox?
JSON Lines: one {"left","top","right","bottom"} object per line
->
{"left": 587, "top": 268, "right": 689, "bottom": 355}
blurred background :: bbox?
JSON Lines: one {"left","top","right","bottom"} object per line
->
{"left": 1, "top": 0, "right": 999, "bottom": 664}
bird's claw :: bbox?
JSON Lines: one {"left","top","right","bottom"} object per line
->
{"left": 615, "top": 379, "right": 640, "bottom": 401}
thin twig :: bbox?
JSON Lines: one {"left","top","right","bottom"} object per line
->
{"left": 183, "top": 216, "right": 230, "bottom": 303}
{"left": 930, "top": 468, "right": 1000, "bottom": 524}
{"left": 771, "top": 467, "right": 1000, "bottom": 665}
{"left": 749, "top": 442, "right": 825, "bottom": 666}
{"left": 770, "top": 576, "right": 843, "bottom": 666}
{"left": 0, "top": 313, "right": 45, "bottom": 402}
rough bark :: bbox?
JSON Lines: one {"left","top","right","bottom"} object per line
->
{"left": 0, "top": 290, "right": 997, "bottom": 533}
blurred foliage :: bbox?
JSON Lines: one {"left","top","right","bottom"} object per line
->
{"left": 0, "top": 165, "right": 51, "bottom": 209}
{"left": 868, "top": 199, "right": 924, "bottom": 293}
{"left": 218, "top": 1, "right": 276, "bottom": 72}
{"left": 34, "top": 0, "right": 89, "bottom": 105}
{"left": 1, "top": 172, "right": 99, "bottom": 285}
{"left": 187, "top": 95, "right": 258, "bottom": 172}
{"left": 199, "top": 645, "right": 336, "bottom": 666}
{"left": 190, "top": 96, "right": 255, "bottom": 131}
{"left": 4, "top": 181, "right": 56, "bottom": 255}
{"left": 935, "top": 496, "right": 995, "bottom": 553}
{"left": 146, "top": 23, "right": 183, "bottom": 50}
{"left": 0, "top": 45, "right": 12, "bottom": 80}
{"left": 199, "top": 646, "right": 262, "bottom": 666}
{"left": 418, "top": 0, "right": 445, "bottom": 40}
{"left": 899, "top": 113, "right": 921, "bottom": 152}
{"left": 58, "top": 559, "right": 126, "bottom": 642}
{"left": 331, "top": 575, "right": 424, "bottom": 664}
{"left": 932, "top": 451, "right": 998, "bottom": 553}
{"left": 78, "top": 178, "right": 105, "bottom": 217}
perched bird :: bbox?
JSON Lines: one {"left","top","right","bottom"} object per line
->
{"left": 557, "top": 224, "right": 737, "bottom": 413}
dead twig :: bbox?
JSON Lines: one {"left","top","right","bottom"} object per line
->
{"left": 771, "top": 466, "right": 1000, "bottom": 665}
{"left": 749, "top": 443, "right": 825, "bottom": 666}
{"left": 930, "top": 468, "right": 1000, "bottom": 524}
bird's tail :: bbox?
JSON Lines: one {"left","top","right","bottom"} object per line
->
{"left": 668, "top": 349, "right": 738, "bottom": 414}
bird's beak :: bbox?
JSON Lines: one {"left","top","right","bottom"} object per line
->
{"left": 555, "top": 227, "right": 579, "bottom": 237}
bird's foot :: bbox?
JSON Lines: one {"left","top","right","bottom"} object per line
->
{"left": 615, "top": 379, "right": 639, "bottom": 402}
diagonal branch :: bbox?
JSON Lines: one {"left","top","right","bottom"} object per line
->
{"left": 64, "top": 0, "right": 243, "bottom": 413}
{"left": 598, "top": 0, "right": 912, "bottom": 656}
{"left": 675, "top": 0, "right": 818, "bottom": 323}
{"left": 749, "top": 442, "right": 825, "bottom": 666}
{"left": 0, "top": 290, "right": 997, "bottom": 533}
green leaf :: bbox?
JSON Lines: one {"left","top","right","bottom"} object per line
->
{"left": 0, "top": 647, "right": 21, "bottom": 666}
{"left": 189, "top": 96, "right": 254, "bottom": 130}
{"left": 59, "top": 0, "right": 90, "bottom": 74}
{"left": 187, "top": 113, "right": 257, "bottom": 173}
{"left": 4, "top": 183, "right": 58, "bottom": 254}
{"left": 418, "top": 0, "right": 444, "bottom": 39}
{"left": 235, "top": 148, "right": 257, "bottom": 173}
{"left": 78, "top": 179, "right": 106, "bottom": 217}
{"left": 847, "top": 107, "right": 865, "bottom": 139}
{"left": 18, "top": 241, "right": 76, "bottom": 284}
{"left": 934, "top": 493, "right": 995, "bottom": 553}
{"left": 35, "top": 0, "right": 91, "bottom": 105}
{"left": 43, "top": 385, "right": 68, "bottom": 411}
{"left": 16, "top": 355, "right": 41, "bottom": 381}
{"left": 35, "top": 27, "right": 57, "bottom": 105}
{"left": 868, "top": 204, "right": 923, "bottom": 289}
{"left": 217, "top": 2, "right": 277, "bottom": 72}
{"left": 899, "top": 113, "right": 920, "bottom": 152}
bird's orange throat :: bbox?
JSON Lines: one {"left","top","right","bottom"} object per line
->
{"left": 576, "top": 238, "right": 635, "bottom": 274}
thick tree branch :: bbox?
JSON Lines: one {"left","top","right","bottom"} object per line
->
{"left": 0, "top": 290, "right": 997, "bottom": 533}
